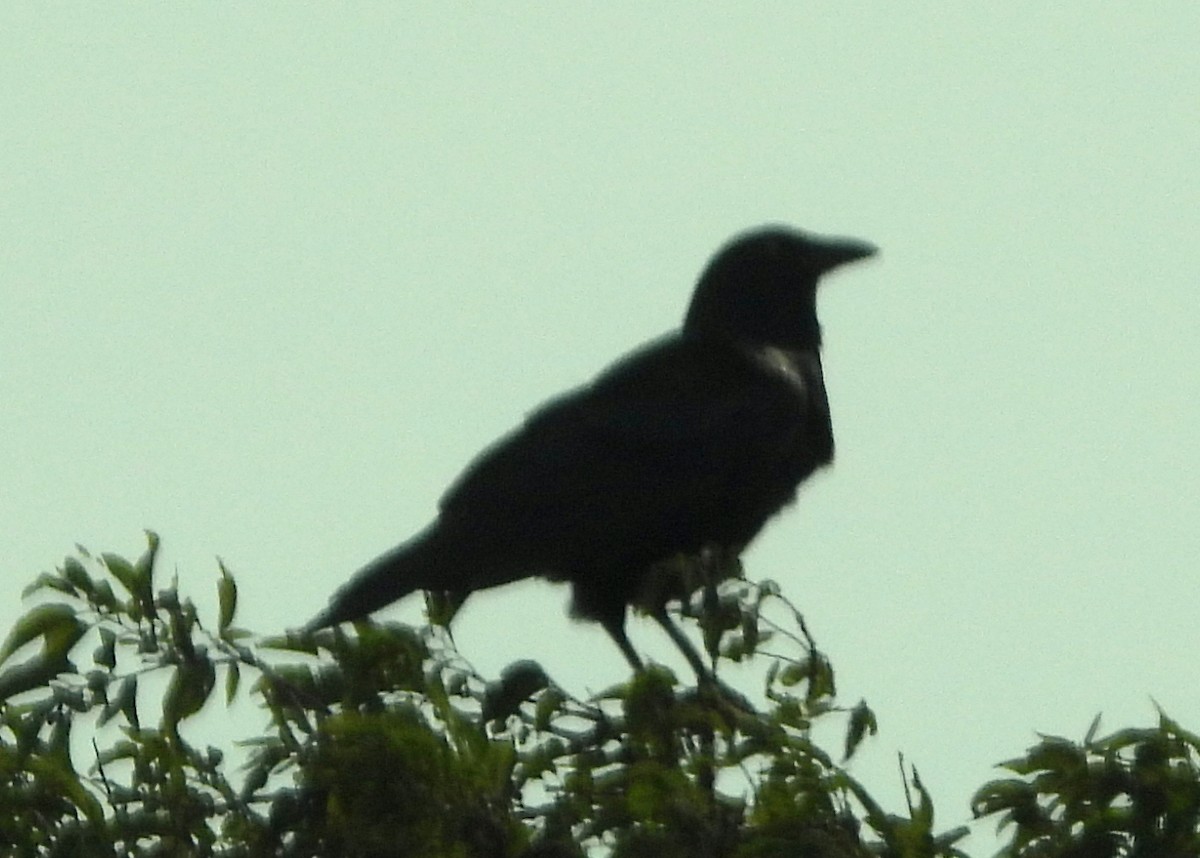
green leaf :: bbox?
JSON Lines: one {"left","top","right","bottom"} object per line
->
{"left": 93, "top": 626, "right": 117, "bottom": 669}
{"left": 0, "top": 603, "right": 86, "bottom": 666}
{"left": 1021, "top": 736, "right": 1087, "bottom": 775}
{"left": 0, "top": 656, "right": 67, "bottom": 701}
{"left": 134, "top": 529, "right": 161, "bottom": 586}
{"left": 424, "top": 589, "right": 465, "bottom": 627}
{"left": 806, "top": 652, "right": 836, "bottom": 702}
{"left": 48, "top": 708, "right": 74, "bottom": 766}
{"left": 103, "top": 552, "right": 142, "bottom": 601}
{"left": 740, "top": 607, "right": 760, "bottom": 655}
{"left": 260, "top": 631, "right": 319, "bottom": 654}
{"left": 62, "top": 556, "right": 94, "bottom": 595}
{"left": 91, "top": 579, "right": 119, "bottom": 612}
{"left": 95, "top": 738, "right": 140, "bottom": 767}
{"left": 26, "top": 754, "right": 106, "bottom": 823}
{"left": 534, "top": 686, "right": 568, "bottom": 731}
{"left": 52, "top": 683, "right": 87, "bottom": 712}
{"left": 225, "top": 660, "right": 241, "bottom": 704}
{"left": 21, "top": 571, "right": 76, "bottom": 599}
{"left": 117, "top": 674, "right": 140, "bottom": 729}
{"left": 217, "top": 560, "right": 238, "bottom": 631}
{"left": 909, "top": 766, "right": 934, "bottom": 833}
{"left": 778, "top": 660, "right": 808, "bottom": 687}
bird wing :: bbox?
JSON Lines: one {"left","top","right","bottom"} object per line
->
{"left": 436, "top": 336, "right": 825, "bottom": 567}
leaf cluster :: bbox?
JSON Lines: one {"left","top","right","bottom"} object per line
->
{"left": 0, "top": 533, "right": 251, "bottom": 855}
{"left": 3, "top": 535, "right": 1190, "bottom": 857}
{"left": 973, "top": 712, "right": 1200, "bottom": 857}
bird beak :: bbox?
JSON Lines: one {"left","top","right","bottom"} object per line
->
{"left": 812, "top": 235, "right": 878, "bottom": 272}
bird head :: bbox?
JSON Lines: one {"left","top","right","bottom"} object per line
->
{"left": 683, "top": 226, "right": 876, "bottom": 350}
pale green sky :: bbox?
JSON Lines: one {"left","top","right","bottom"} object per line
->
{"left": 3, "top": 5, "right": 1198, "bottom": 852}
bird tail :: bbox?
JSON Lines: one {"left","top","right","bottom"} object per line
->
{"left": 302, "top": 525, "right": 457, "bottom": 632}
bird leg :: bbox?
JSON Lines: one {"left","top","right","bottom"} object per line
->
{"left": 596, "top": 573, "right": 755, "bottom": 714}
{"left": 651, "top": 606, "right": 757, "bottom": 714}
{"left": 600, "top": 614, "right": 645, "bottom": 673}
{"left": 602, "top": 602, "right": 712, "bottom": 681}
{"left": 649, "top": 607, "right": 714, "bottom": 683}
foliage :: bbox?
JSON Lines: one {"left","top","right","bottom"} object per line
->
{"left": 973, "top": 712, "right": 1200, "bottom": 857}
{"left": 0, "top": 534, "right": 1189, "bottom": 857}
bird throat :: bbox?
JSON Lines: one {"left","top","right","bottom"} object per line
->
{"left": 746, "top": 346, "right": 813, "bottom": 392}
{"left": 743, "top": 344, "right": 830, "bottom": 418}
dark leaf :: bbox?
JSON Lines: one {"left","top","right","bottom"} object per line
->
{"left": 484, "top": 659, "right": 550, "bottom": 724}
{"left": 844, "top": 699, "right": 877, "bottom": 761}
{"left": 93, "top": 626, "right": 117, "bottom": 669}
{"left": 971, "top": 778, "right": 1039, "bottom": 818}
{"left": 163, "top": 656, "right": 217, "bottom": 729}
{"left": 100, "top": 675, "right": 139, "bottom": 728}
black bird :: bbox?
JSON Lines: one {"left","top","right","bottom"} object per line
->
{"left": 304, "top": 226, "right": 875, "bottom": 675}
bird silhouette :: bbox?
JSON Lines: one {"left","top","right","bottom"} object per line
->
{"left": 304, "top": 226, "right": 876, "bottom": 676}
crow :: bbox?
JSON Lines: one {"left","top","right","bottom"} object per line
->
{"left": 304, "top": 226, "right": 876, "bottom": 676}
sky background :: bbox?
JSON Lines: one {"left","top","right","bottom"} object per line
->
{"left": 2, "top": 5, "right": 1197, "bottom": 853}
